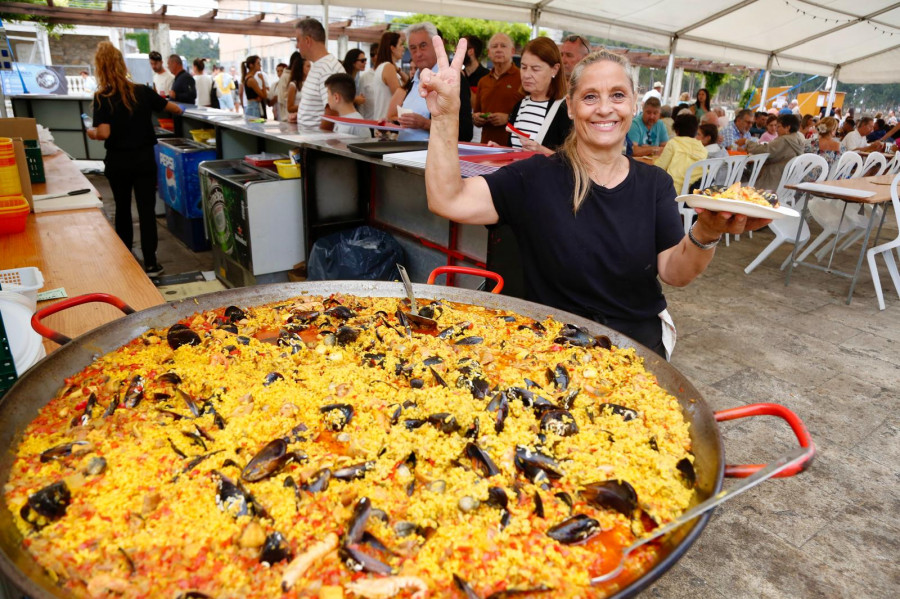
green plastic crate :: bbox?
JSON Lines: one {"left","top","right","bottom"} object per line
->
{"left": 24, "top": 139, "right": 45, "bottom": 184}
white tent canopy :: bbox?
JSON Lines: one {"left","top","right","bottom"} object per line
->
{"left": 300, "top": 0, "right": 900, "bottom": 83}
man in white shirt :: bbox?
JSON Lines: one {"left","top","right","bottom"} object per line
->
{"left": 641, "top": 81, "right": 662, "bottom": 105}
{"left": 149, "top": 51, "right": 174, "bottom": 95}
{"left": 295, "top": 17, "right": 345, "bottom": 129}
{"left": 842, "top": 117, "right": 885, "bottom": 152}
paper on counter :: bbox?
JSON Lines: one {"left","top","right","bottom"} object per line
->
{"left": 32, "top": 192, "right": 102, "bottom": 213}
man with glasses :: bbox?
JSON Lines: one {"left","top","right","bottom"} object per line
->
{"left": 560, "top": 34, "right": 591, "bottom": 78}
{"left": 721, "top": 109, "right": 753, "bottom": 150}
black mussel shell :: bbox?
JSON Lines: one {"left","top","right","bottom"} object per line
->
{"left": 167, "top": 325, "right": 201, "bottom": 350}
{"left": 403, "top": 418, "right": 427, "bottom": 430}
{"left": 514, "top": 445, "right": 563, "bottom": 480}
{"left": 333, "top": 461, "right": 375, "bottom": 481}
{"left": 177, "top": 389, "right": 201, "bottom": 418}
{"left": 455, "top": 336, "right": 483, "bottom": 345}
{"left": 547, "top": 514, "right": 600, "bottom": 544}
{"left": 236, "top": 335, "right": 251, "bottom": 345}
{"left": 558, "top": 387, "right": 580, "bottom": 411}
{"left": 409, "top": 377, "right": 424, "bottom": 389}
{"left": 214, "top": 471, "right": 263, "bottom": 518}
{"left": 430, "top": 366, "right": 448, "bottom": 388}
{"left": 598, "top": 403, "right": 639, "bottom": 422}
{"left": 176, "top": 593, "right": 212, "bottom": 599}
{"left": 218, "top": 323, "right": 239, "bottom": 334}
{"left": 464, "top": 442, "right": 500, "bottom": 478}
{"left": 241, "top": 439, "right": 289, "bottom": 482}
{"left": 263, "top": 371, "right": 284, "bottom": 386}
{"left": 453, "top": 574, "right": 481, "bottom": 599}
{"left": 39, "top": 441, "right": 91, "bottom": 463}
{"left": 123, "top": 375, "right": 145, "bottom": 409}
{"left": 486, "top": 486, "right": 508, "bottom": 509}
{"left": 533, "top": 491, "right": 544, "bottom": 518}
{"left": 320, "top": 403, "right": 354, "bottom": 431}
{"left": 302, "top": 468, "right": 332, "bottom": 493}
{"left": 340, "top": 544, "right": 393, "bottom": 575}
{"left": 581, "top": 480, "right": 638, "bottom": 517}
{"left": 677, "top": 457, "right": 696, "bottom": 488}
{"left": 427, "top": 413, "right": 461, "bottom": 434}
{"left": 553, "top": 324, "right": 595, "bottom": 347}
{"left": 761, "top": 190, "right": 779, "bottom": 206}
{"left": 260, "top": 531, "right": 293, "bottom": 564}
{"left": 363, "top": 352, "right": 385, "bottom": 367}
{"left": 555, "top": 491, "right": 574, "bottom": 513}
{"left": 540, "top": 409, "right": 579, "bottom": 437}
{"left": 548, "top": 364, "right": 569, "bottom": 391}
{"left": 293, "top": 310, "right": 320, "bottom": 323}
{"left": 224, "top": 305, "right": 246, "bottom": 323}
{"left": 21, "top": 481, "right": 71, "bottom": 528}
{"left": 345, "top": 496, "right": 372, "bottom": 544}
{"left": 156, "top": 371, "right": 182, "bottom": 385}
{"left": 336, "top": 326, "right": 360, "bottom": 345}
{"left": 325, "top": 305, "right": 355, "bottom": 320}
{"left": 423, "top": 356, "right": 444, "bottom": 366}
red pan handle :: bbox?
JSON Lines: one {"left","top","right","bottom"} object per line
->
{"left": 32, "top": 293, "right": 136, "bottom": 346}
{"left": 427, "top": 266, "right": 504, "bottom": 294}
{"left": 715, "top": 403, "right": 815, "bottom": 478}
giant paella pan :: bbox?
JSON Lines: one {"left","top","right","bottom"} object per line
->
{"left": 0, "top": 275, "right": 814, "bottom": 598}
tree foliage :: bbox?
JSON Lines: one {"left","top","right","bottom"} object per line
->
{"left": 391, "top": 14, "right": 534, "bottom": 55}
{"left": 173, "top": 34, "right": 219, "bottom": 62}
{"left": 125, "top": 32, "right": 150, "bottom": 55}
{"left": 701, "top": 72, "right": 730, "bottom": 102}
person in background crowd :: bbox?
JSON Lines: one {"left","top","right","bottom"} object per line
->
{"left": 559, "top": 34, "right": 591, "bottom": 79}
{"left": 79, "top": 70, "right": 97, "bottom": 93}
{"left": 714, "top": 106, "right": 728, "bottom": 129}
{"left": 214, "top": 65, "right": 236, "bottom": 111}
{"left": 660, "top": 105, "right": 675, "bottom": 139}
{"left": 772, "top": 94, "right": 787, "bottom": 111}
{"left": 842, "top": 116, "right": 884, "bottom": 151}
{"left": 799, "top": 114, "right": 816, "bottom": 139}
{"left": 462, "top": 35, "right": 489, "bottom": 89}
{"left": 628, "top": 97, "right": 668, "bottom": 157}
{"left": 192, "top": 58, "right": 212, "bottom": 107}
{"left": 759, "top": 114, "right": 778, "bottom": 142}
{"left": 342, "top": 49, "right": 368, "bottom": 108}
{"left": 838, "top": 117, "right": 854, "bottom": 140}
{"left": 286, "top": 54, "right": 309, "bottom": 123}
{"left": 422, "top": 38, "right": 768, "bottom": 359}
{"left": 229, "top": 66, "right": 240, "bottom": 109}
{"left": 808, "top": 116, "right": 842, "bottom": 174}
{"left": 295, "top": 17, "right": 346, "bottom": 130}
{"left": 473, "top": 32, "right": 524, "bottom": 145}
{"left": 746, "top": 114, "right": 804, "bottom": 190}
{"left": 700, "top": 110, "right": 721, "bottom": 142}
{"left": 148, "top": 51, "right": 173, "bottom": 95}
{"left": 167, "top": 54, "right": 196, "bottom": 104}
{"left": 867, "top": 118, "right": 889, "bottom": 142}
{"left": 369, "top": 43, "right": 379, "bottom": 68}
{"left": 749, "top": 111, "right": 768, "bottom": 137}
{"left": 505, "top": 37, "right": 571, "bottom": 153}
{"left": 690, "top": 88, "right": 711, "bottom": 121}
{"left": 87, "top": 41, "right": 182, "bottom": 278}
{"left": 655, "top": 113, "right": 707, "bottom": 193}
{"left": 241, "top": 55, "right": 267, "bottom": 118}
{"left": 363, "top": 31, "right": 405, "bottom": 121}
{"left": 698, "top": 123, "right": 728, "bottom": 159}
{"left": 389, "top": 22, "right": 472, "bottom": 142}
{"left": 325, "top": 73, "right": 369, "bottom": 137}
{"left": 641, "top": 80, "right": 662, "bottom": 104}
{"left": 720, "top": 108, "right": 753, "bottom": 149}
{"left": 268, "top": 62, "right": 289, "bottom": 120}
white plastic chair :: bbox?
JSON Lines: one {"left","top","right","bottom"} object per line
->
{"left": 796, "top": 152, "right": 867, "bottom": 264}
{"left": 718, "top": 154, "right": 750, "bottom": 246}
{"left": 862, "top": 152, "right": 888, "bottom": 177}
{"left": 744, "top": 154, "right": 829, "bottom": 274}
{"left": 866, "top": 172, "right": 900, "bottom": 310}
{"left": 679, "top": 158, "right": 724, "bottom": 235}
{"left": 743, "top": 153, "right": 769, "bottom": 188}
{"left": 884, "top": 153, "right": 900, "bottom": 175}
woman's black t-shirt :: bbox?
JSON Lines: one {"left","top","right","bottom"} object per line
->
{"left": 483, "top": 154, "right": 684, "bottom": 322}
{"left": 92, "top": 84, "right": 168, "bottom": 152}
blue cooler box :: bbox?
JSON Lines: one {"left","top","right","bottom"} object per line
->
{"left": 157, "top": 138, "right": 216, "bottom": 219}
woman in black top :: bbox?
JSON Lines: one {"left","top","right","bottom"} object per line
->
{"left": 242, "top": 55, "right": 267, "bottom": 118}
{"left": 87, "top": 41, "right": 182, "bottom": 277}
{"left": 422, "top": 38, "right": 770, "bottom": 358}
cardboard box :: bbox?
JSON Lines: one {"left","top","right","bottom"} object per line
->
{"left": 11, "top": 138, "right": 34, "bottom": 211}
{"left": 0, "top": 118, "right": 38, "bottom": 142}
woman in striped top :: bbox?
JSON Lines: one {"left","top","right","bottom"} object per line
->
{"left": 506, "top": 37, "right": 572, "bottom": 154}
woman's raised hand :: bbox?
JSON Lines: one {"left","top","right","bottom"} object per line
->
{"left": 419, "top": 36, "right": 467, "bottom": 121}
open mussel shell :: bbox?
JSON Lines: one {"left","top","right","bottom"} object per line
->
{"left": 167, "top": 324, "right": 201, "bottom": 350}
{"left": 259, "top": 531, "right": 292, "bottom": 564}
{"left": 761, "top": 190, "right": 779, "bottom": 206}
{"left": 698, "top": 185, "right": 727, "bottom": 196}
{"left": 540, "top": 409, "right": 579, "bottom": 437}
{"left": 241, "top": 439, "right": 289, "bottom": 482}
{"left": 580, "top": 480, "right": 638, "bottom": 517}
{"left": 224, "top": 305, "right": 247, "bottom": 323}
{"left": 546, "top": 513, "right": 600, "bottom": 544}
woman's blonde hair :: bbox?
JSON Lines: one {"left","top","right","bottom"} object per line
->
{"left": 559, "top": 49, "right": 635, "bottom": 213}
{"left": 817, "top": 116, "right": 838, "bottom": 137}
{"left": 93, "top": 41, "right": 136, "bottom": 113}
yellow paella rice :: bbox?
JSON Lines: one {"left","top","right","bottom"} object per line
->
{"left": 5, "top": 294, "right": 695, "bottom": 598}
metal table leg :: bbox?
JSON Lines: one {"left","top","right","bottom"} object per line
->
{"left": 785, "top": 193, "right": 810, "bottom": 287}
{"left": 846, "top": 204, "right": 883, "bottom": 304}
{"left": 825, "top": 202, "right": 850, "bottom": 272}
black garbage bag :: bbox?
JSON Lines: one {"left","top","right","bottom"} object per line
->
{"left": 307, "top": 226, "right": 405, "bottom": 281}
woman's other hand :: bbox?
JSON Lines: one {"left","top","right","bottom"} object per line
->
{"left": 419, "top": 36, "right": 466, "bottom": 121}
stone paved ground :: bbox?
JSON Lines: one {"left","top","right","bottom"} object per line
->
{"left": 647, "top": 225, "right": 900, "bottom": 598}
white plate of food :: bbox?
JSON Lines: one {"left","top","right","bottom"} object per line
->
{"left": 676, "top": 184, "right": 800, "bottom": 219}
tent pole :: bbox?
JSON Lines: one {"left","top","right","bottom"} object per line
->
{"left": 323, "top": 0, "right": 329, "bottom": 35}
{"left": 662, "top": 36, "right": 677, "bottom": 105}
{"left": 825, "top": 66, "right": 839, "bottom": 116}
{"left": 530, "top": 8, "right": 540, "bottom": 38}
{"left": 759, "top": 54, "right": 773, "bottom": 111}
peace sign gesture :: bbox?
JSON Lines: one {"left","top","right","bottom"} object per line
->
{"left": 419, "top": 36, "right": 467, "bottom": 121}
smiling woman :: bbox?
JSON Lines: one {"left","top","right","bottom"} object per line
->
{"left": 422, "top": 36, "right": 771, "bottom": 359}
